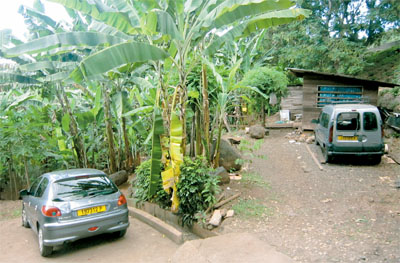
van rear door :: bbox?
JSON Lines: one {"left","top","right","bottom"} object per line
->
{"left": 334, "top": 111, "right": 363, "bottom": 152}
{"left": 362, "top": 111, "right": 383, "bottom": 152}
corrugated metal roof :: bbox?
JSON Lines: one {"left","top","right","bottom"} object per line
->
{"left": 287, "top": 68, "right": 399, "bottom": 87}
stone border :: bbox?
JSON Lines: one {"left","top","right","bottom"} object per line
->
{"left": 128, "top": 207, "right": 183, "bottom": 244}
{"left": 127, "top": 198, "right": 217, "bottom": 243}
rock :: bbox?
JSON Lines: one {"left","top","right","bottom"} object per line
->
{"left": 298, "top": 134, "right": 307, "bottom": 142}
{"left": 171, "top": 233, "right": 294, "bottom": 263}
{"left": 249, "top": 125, "right": 265, "bottom": 139}
{"left": 301, "top": 165, "right": 311, "bottom": 173}
{"left": 225, "top": 210, "right": 234, "bottom": 218}
{"left": 220, "top": 209, "right": 227, "bottom": 218}
{"left": 209, "top": 210, "right": 222, "bottom": 226}
{"left": 109, "top": 170, "right": 128, "bottom": 186}
{"left": 213, "top": 139, "right": 242, "bottom": 171}
{"left": 212, "top": 167, "right": 231, "bottom": 185}
{"left": 306, "top": 135, "right": 315, "bottom": 144}
{"left": 384, "top": 127, "right": 396, "bottom": 138}
{"left": 395, "top": 178, "right": 400, "bottom": 189}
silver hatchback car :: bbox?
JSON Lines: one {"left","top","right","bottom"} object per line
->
{"left": 20, "top": 168, "right": 129, "bottom": 257}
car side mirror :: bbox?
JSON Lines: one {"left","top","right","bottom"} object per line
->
{"left": 311, "top": 119, "right": 319, "bottom": 124}
{"left": 19, "top": 189, "right": 29, "bottom": 198}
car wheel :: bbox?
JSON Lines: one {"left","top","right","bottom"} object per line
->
{"left": 38, "top": 227, "right": 53, "bottom": 257}
{"left": 21, "top": 205, "right": 30, "bottom": 228}
{"left": 114, "top": 229, "right": 127, "bottom": 238}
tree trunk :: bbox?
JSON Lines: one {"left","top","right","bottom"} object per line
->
{"left": 133, "top": 150, "right": 141, "bottom": 168}
{"left": 103, "top": 84, "right": 117, "bottom": 174}
{"left": 262, "top": 101, "right": 266, "bottom": 127}
{"left": 202, "top": 63, "right": 211, "bottom": 162}
{"left": 213, "top": 120, "right": 223, "bottom": 168}
{"left": 8, "top": 155, "right": 18, "bottom": 200}
{"left": 195, "top": 108, "right": 202, "bottom": 156}
{"left": 57, "top": 85, "right": 87, "bottom": 168}
{"left": 23, "top": 156, "right": 30, "bottom": 188}
{"left": 122, "top": 117, "right": 133, "bottom": 171}
{"left": 180, "top": 85, "right": 188, "bottom": 157}
{"left": 190, "top": 114, "right": 195, "bottom": 157}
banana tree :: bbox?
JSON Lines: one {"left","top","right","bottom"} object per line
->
{"left": 4, "top": 0, "right": 310, "bottom": 210}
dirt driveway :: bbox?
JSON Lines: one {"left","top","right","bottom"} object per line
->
{"left": 218, "top": 130, "right": 400, "bottom": 263}
{"left": 0, "top": 203, "right": 178, "bottom": 263}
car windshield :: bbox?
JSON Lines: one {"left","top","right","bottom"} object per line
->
{"left": 52, "top": 175, "right": 117, "bottom": 201}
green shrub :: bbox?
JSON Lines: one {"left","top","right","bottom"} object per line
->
{"left": 177, "top": 157, "right": 221, "bottom": 226}
{"left": 133, "top": 160, "right": 171, "bottom": 208}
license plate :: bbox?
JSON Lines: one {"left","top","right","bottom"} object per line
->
{"left": 337, "top": 136, "right": 358, "bottom": 141}
{"left": 77, "top": 205, "right": 106, "bottom": 216}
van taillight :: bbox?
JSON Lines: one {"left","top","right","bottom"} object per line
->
{"left": 329, "top": 125, "right": 333, "bottom": 143}
{"left": 381, "top": 125, "right": 384, "bottom": 138}
{"left": 41, "top": 206, "right": 61, "bottom": 217}
{"left": 118, "top": 194, "right": 127, "bottom": 206}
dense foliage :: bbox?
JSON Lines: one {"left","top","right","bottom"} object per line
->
{"left": 261, "top": 0, "right": 400, "bottom": 83}
{"left": 177, "top": 157, "right": 220, "bottom": 226}
{"left": 134, "top": 157, "right": 220, "bottom": 226}
{"left": 133, "top": 160, "right": 171, "bottom": 209}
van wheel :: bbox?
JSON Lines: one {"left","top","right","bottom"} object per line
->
{"left": 323, "top": 146, "right": 333, "bottom": 163}
{"left": 314, "top": 133, "right": 319, "bottom": 146}
{"left": 371, "top": 155, "right": 381, "bottom": 165}
{"left": 38, "top": 227, "right": 53, "bottom": 257}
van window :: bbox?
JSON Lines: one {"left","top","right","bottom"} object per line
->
{"left": 337, "top": 112, "right": 360, "bottom": 131}
{"left": 363, "top": 112, "right": 378, "bottom": 131}
{"left": 320, "top": 112, "right": 329, "bottom": 128}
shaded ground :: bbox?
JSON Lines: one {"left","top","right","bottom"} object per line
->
{"left": 217, "top": 130, "right": 400, "bottom": 263}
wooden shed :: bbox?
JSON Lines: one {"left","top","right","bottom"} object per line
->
{"left": 287, "top": 68, "right": 399, "bottom": 130}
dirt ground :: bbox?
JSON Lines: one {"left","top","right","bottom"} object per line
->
{"left": 1, "top": 130, "right": 398, "bottom": 262}
{"left": 217, "top": 129, "right": 400, "bottom": 263}
{"left": 0, "top": 204, "right": 178, "bottom": 262}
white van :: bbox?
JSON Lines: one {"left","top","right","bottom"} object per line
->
{"left": 313, "top": 104, "right": 384, "bottom": 164}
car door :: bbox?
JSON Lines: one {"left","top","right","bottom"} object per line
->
{"left": 25, "top": 178, "right": 41, "bottom": 228}
{"left": 30, "top": 177, "right": 49, "bottom": 232}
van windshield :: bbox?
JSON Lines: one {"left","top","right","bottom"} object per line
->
{"left": 336, "top": 112, "right": 360, "bottom": 131}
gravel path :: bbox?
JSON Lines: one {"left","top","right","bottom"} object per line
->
{"left": 218, "top": 130, "right": 400, "bottom": 263}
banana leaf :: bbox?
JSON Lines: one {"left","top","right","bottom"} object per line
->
{"left": 48, "top": 0, "right": 137, "bottom": 35}
{"left": 148, "top": 107, "right": 164, "bottom": 197}
{"left": 205, "top": 8, "right": 310, "bottom": 55}
{"left": 5, "top": 32, "right": 124, "bottom": 57}
{"left": 0, "top": 73, "right": 40, "bottom": 85}
{"left": 70, "top": 42, "right": 169, "bottom": 82}
{"left": 19, "top": 61, "right": 77, "bottom": 72}
{"left": 161, "top": 110, "right": 183, "bottom": 212}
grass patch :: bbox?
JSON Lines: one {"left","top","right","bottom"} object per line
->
{"left": 241, "top": 172, "right": 270, "bottom": 189}
{"left": 0, "top": 208, "right": 21, "bottom": 221}
{"left": 232, "top": 198, "right": 272, "bottom": 218}
{"left": 237, "top": 139, "right": 267, "bottom": 164}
